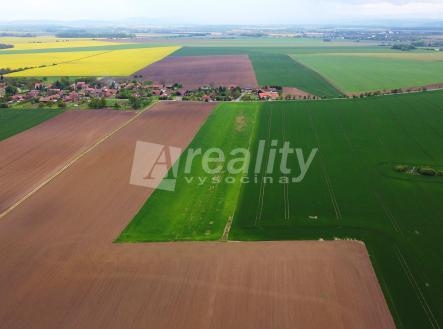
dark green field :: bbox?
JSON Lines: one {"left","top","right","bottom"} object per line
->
{"left": 249, "top": 53, "right": 342, "bottom": 97}
{"left": 0, "top": 109, "right": 62, "bottom": 141}
{"left": 119, "top": 91, "right": 443, "bottom": 329}
{"left": 233, "top": 94, "right": 443, "bottom": 329}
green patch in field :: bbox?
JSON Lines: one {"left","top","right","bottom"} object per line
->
{"left": 0, "top": 108, "right": 62, "bottom": 141}
{"left": 117, "top": 102, "right": 260, "bottom": 242}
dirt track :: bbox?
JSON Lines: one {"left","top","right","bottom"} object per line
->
{"left": 0, "top": 110, "right": 136, "bottom": 214}
{"left": 0, "top": 102, "right": 395, "bottom": 329}
{"left": 134, "top": 55, "right": 259, "bottom": 90}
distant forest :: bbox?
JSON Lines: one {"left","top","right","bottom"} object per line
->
{"left": 55, "top": 32, "right": 135, "bottom": 38}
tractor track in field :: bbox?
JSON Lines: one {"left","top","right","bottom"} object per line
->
{"left": 254, "top": 106, "right": 273, "bottom": 226}
{"left": 307, "top": 108, "right": 343, "bottom": 223}
{"left": 333, "top": 109, "right": 404, "bottom": 236}
{"left": 386, "top": 103, "right": 436, "bottom": 164}
{"left": 281, "top": 108, "right": 290, "bottom": 222}
{"left": 394, "top": 247, "right": 441, "bottom": 329}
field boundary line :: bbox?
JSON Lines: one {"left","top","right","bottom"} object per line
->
{"left": 0, "top": 102, "right": 157, "bottom": 221}
{"left": 289, "top": 55, "right": 345, "bottom": 97}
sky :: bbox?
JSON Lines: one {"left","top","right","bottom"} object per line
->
{"left": 1, "top": 0, "right": 443, "bottom": 24}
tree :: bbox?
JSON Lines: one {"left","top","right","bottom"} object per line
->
{"left": 129, "top": 96, "right": 142, "bottom": 109}
{"left": 88, "top": 97, "right": 106, "bottom": 109}
{"left": 5, "top": 85, "right": 17, "bottom": 96}
{"left": 57, "top": 100, "right": 66, "bottom": 108}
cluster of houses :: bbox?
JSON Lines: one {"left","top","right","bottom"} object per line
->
{"left": 1, "top": 80, "right": 181, "bottom": 107}
{"left": 6, "top": 81, "right": 119, "bottom": 104}
{"left": 1, "top": 78, "right": 290, "bottom": 108}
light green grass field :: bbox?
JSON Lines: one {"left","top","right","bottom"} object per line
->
{"left": 0, "top": 109, "right": 62, "bottom": 141}
{"left": 117, "top": 102, "right": 260, "bottom": 242}
{"left": 118, "top": 91, "right": 443, "bottom": 329}
{"left": 291, "top": 53, "right": 443, "bottom": 93}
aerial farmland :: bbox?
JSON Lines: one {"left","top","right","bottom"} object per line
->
{"left": 0, "top": 7, "right": 443, "bottom": 329}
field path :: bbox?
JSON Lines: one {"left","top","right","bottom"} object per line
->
{"left": 0, "top": 102, "right": 395, "bottom": 329}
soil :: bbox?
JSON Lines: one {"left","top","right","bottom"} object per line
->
{"left": 0, "top": 110, "right": 136, "bottom": 214}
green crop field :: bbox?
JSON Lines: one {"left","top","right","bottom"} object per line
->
{"left": 172, "top": 45, "right": 398, "bottom": 56}
{"left": 117, "top": 102, "right": 260, "bottom": 242}
{"left": 119, "top": 91, "right": 443, "bottom": 329}
{"left": 0, "top": 109, "right": 62, "bottom": 141}
{"left": 292, "top": 53, "right": 443, "bottom": 93}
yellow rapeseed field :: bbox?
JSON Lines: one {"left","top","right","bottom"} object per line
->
{"left": 6, "top": 47, "right": 181, "bottom": 77}
{"left": 0, "top": 51, "right": 105, "bottom": 70}
{"left": 0, "top": 36, "right": 122, "bottom": 51}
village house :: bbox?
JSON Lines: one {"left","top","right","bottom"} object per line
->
{"left": 75, "top": 81, "right": 88, "bottom": 90}
{"left": 64, "top": 91, "right": 80, "bottom": 102}
{"left": 258, "top": 91, "right": 280, "bottom": 100}
{"left": 39, "top": 94, "right": 60, "bottom": 103}
{"left": 48, "top": 88, "right": 62, "bottom": 96}
{"left": 11, "top": 94, "right": 25, "bottom": 102}
{"left": 34, "top": 82, "right": 44, "bottom": 90}
{"left": 27, "top": 90, "right": 40, "bottom": 99}
{"left": 202, "top": 95, "right": 211, "bottom": 102}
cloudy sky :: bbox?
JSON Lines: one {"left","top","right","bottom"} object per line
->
{"left": 1, "top": 0, "right": 443, "bottom": 24}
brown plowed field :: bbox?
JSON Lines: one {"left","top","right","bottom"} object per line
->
{"left": 0, "top": 110, "right": 136, "bottom": 215}
{"left": 0, "top": 102, "right": 395, "bottom": 329}
{"left": 134, "top": 55, "right": 259, "bottom": 90}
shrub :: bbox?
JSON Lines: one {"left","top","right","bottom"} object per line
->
{"left": 394, "top": 165, "right": 409, "bottom": 173}
{"left": 418, "top": 167, "right": 436, "bottom": 176}
{"left": 89, "top": 97, "right": 106, "bottom": 109}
